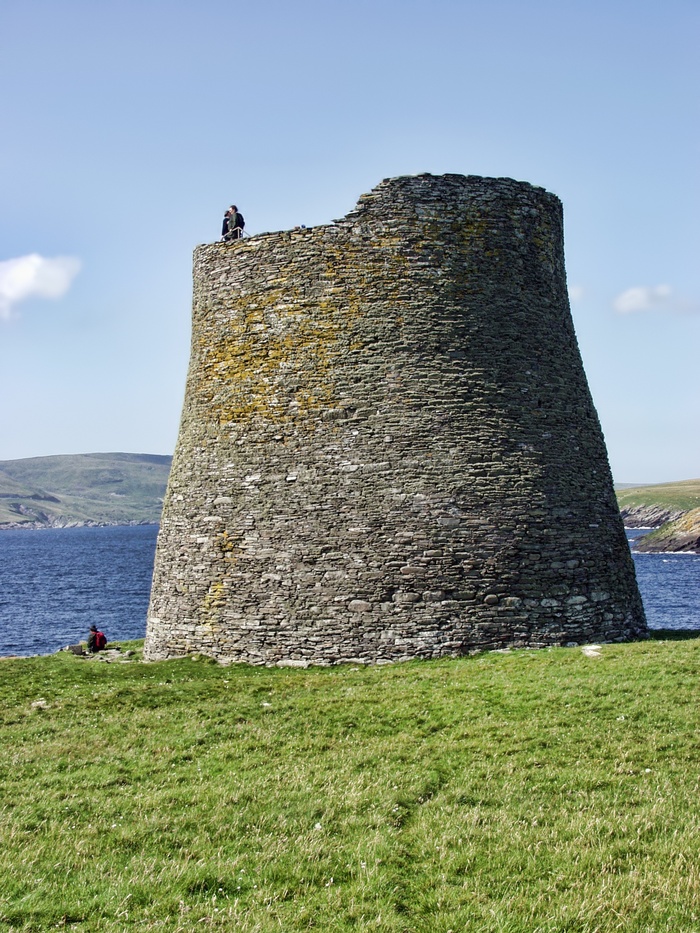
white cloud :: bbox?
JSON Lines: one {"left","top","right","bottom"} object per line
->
{"left": 612, "top": 284, "right": 689, "bottom": 314}
{"left": 0, "top": 254, "right": 82, "bottom": 320}
{"left": 568, "top": 284, "right": 584, "bottom": 303}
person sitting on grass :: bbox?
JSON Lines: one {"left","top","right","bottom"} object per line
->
{"left": 87, "top": 625, "right": 107, "bottom": 653}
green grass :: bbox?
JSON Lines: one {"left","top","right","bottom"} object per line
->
{"left": 616, "top": 478, "right": 700, "bottom": 515}
{"left": 2, "top": 638, "right": 700, "bottom": 931}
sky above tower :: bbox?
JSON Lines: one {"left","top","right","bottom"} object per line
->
{"left": 1, "top": 0, "right": 697, "bottom": 483}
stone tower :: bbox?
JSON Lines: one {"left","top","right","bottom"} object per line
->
{"left": 144, "top": 173, "right": 647, "bottom": 664}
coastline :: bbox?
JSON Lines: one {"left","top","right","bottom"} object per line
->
{"left": 0, "top": 519, "right": 159, "bottom": 531}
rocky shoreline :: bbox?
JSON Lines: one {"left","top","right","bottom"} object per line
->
{"left": 2, "top": 508, "right": 697, "bottom": 554}
{"left": 619, "top": 505, "right": 685, "bottom": 529}
{"left": 0, "top": 518, "right": 158, "bottom": 531}
{"left": 632, "top": 507, "right": 700, "bottom": 554}
{"left": 0, "top": 645, "right": 138, "bottom": 663}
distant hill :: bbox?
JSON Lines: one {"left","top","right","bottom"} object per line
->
{"left": 615, "top": 478, "right": 700, "bottom": 554}
{"left": 2, "top": 454, "right": 697, "bottom": 542}
{"left": 615, "top": 478, "right": 700, "bottom": 528}
{"left": 0, "top": 453, "right": 172, "bottom": 529}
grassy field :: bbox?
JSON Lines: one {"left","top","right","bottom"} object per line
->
{"left": 616, "top": 478, "right": 700, "bottom": 515}
{"left": 1, "top": 637, "right": 700, "bottom": 931}
{"left": 0, "top": 454, "right": 171, "bottom": 527}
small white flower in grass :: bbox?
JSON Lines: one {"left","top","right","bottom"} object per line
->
{"left": 314, "top": 822, "right": 322, "bottom": 830}
{"left": 617, "top": 715, "right": 625, "bottom": 721}
{"left": 261, "top": 702, "right": 271, "bottom": 707}
{"left": 645, "top": 768, "right": 652, "bottom": 773}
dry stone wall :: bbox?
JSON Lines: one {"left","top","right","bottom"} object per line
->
{"left": 145, "top": 173, "right": 647, "bottom": 664}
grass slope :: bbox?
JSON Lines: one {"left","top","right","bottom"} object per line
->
{"left": 615, "top": 478, "right": 700, "bottom": 515}
{"left": 0, "top": 453, "right": 171, "bottom": 527}
{"left": 1, "top": 638, "right": 699, "bottom": 931}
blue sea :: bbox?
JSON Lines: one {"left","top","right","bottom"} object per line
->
{"left": 0, "top": 525, "right": 158, "bottom": 657}
{"left": 625, "top": 528, "right": 699, "bottom": 631}
{"left": 0, "top": 525, "right": 697, "bottom": 657}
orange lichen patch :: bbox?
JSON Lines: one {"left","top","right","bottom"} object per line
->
{"left": 196, "top": 532, "right": 243, "bottom": 624}
{"left": 201, "top": 579, "right": 227, "bottom": 613}
{"left": 196, "top": 308, "right": 346, "bottom": 425}
{"left": 191, "top": 255, "right": 385, "bottom": 426}
{"left": 216, "top": 530, "right": 240, "bottom": 559}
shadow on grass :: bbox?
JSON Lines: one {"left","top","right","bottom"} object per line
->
{"left": 649, "top": 629, "right": 700, "bottom": 641}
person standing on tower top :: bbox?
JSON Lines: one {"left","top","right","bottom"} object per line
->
{"left": 221, "top": 207, "right": 231, "bottom": 239}
{"left": 222, "top": 205, "right": 245, "bottom": 241}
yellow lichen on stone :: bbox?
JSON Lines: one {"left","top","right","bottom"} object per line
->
{"left": 199, "top": 578, "right": 227, "bottom": 624}
{"left": 216, "top": 530, "right": 239, "bottom": 557}
{"left": 195, "top": 282, "right": 364, "bottom": 426}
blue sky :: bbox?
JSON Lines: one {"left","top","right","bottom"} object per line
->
{"left": 1, "top": 0, "right": 697, "bottom": 483}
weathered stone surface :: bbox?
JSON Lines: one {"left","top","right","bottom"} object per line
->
{"left": 145, "top": 173, "right": 647, "bottom": 665}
